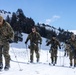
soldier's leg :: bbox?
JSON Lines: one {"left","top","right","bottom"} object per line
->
{"left": 30, "top": 49, "right": 34, "bottom": 63}
{"left": 64, "top": 49, "right": 66, "bottom": 56}
{"left": 51, "top": 50, "right": 54, "bottom": 64}
{"left": 35, "top": 46, "right": 39, "bottom": 62}
{"left": 67, "top": 50, "right": 69, "bottom": 57}
{"left": 74, "top": 58, "right": 76, "bottom": 67}
{"left": 54, "top": 49, "right": 57, "bottom": 64}
{"left": 0, "top": 46, "right": 3, "bottom": 69}
{"left": 3, "top": 43, "right": 10, "bottom": 69}
{"left": 69, "top": 52, "right": 73, "bottom": 66}
{"left": 74, "top": 51, "right": 76, "bottom": 67}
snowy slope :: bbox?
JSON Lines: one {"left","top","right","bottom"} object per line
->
{"left": 0, "top": 48, "right": 76, "bottom": 75}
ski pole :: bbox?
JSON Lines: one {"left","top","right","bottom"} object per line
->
{"left": 26, "top": 44, "right": 29, "bottom": 62}
{"left": 62, "top": 53, "right": 65, "bottom": 66}
{"left": 39, "top": 44, "right": 41, "bottom": 54}
{"left": 59, "top": 50, "right": 61, "bottom": 66}
{"left": 39, "top": 43, "right": 41, "bottom": 62}
{"left": 39, "top": 43, "right": 41, "bottom": 50}
{"left": 10, "top": 44, "right": 23, "bottom": 71}
{"left": 46, "top": 50, "right": 49, "bottom": 62}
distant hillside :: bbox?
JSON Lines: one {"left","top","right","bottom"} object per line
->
{"left": 0, "top": 9, "right": 75, "bottom": 43}
{"left": 0, "top": 9, "right": 12, "bottom": 19}
{"left": 69, "top": 30, "right": 76, "bottom": 34}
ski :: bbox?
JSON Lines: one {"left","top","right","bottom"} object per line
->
{"left": 28, "top": 62, "right": 43, "bottom": 64}
{"left": 11, "top": 59, "right": 30, "bottom": 64}
{"left": 11, "top": 59, "right": 44, "bottom": 64}
{"left": 49, "top": 63, "right": 75, "bottom": 69}
{"left": 11, "top": 59, "right": 76, "bottom": 69}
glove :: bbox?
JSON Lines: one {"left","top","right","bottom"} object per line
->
{"left": 46, "top": 43, "right": 49, "bottom": 46}
{"left": 7, "top": 39, "right": 13, "bottom": 43}
{"left": 40, "top": 42, "right": 42, "bottom": 44}
{"left": 65, "top": 40, "right": 70, "bottom": 44}
{"left": 28, "top": 45, "right": 31, "bottom": 49}
{"left": 46, "top": 44, "right": 48, "bottom": 46}
{"left": 25, "top": 41, "right": 27, "bottom": 44}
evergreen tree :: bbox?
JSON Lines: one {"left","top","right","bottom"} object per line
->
{"left": 10, "top": 12, "right": 17, "bottom": 30}
{"left": 6, "top": 15, "right": 11, "bottom": 23}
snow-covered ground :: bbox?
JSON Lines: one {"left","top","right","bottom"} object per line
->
{"left": 0, "top": 47, "right": 76, "bottom": 75}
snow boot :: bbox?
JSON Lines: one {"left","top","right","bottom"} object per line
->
{"left": 30, "top": 60, "right": 33, "bottom": 63}
{"left": 37, "top": 58, "right": 39, "bottom": 62}
{"left": 70, "top": 63, "right": 72, "bottom": 66}
{"left": 4, "top": 65, "right": 10, "bottom": 71}
{"left": 74, "top": 64, "right": 76, "bottom": 67}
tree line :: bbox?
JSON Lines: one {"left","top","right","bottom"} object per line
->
{"left": 1, "top": 9, "right": 74, "bottom": 43}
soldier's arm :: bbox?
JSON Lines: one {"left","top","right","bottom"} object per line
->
{"left": 65, "top": 40, "right": 70, "bottom": 44}
{"left": 25, "top": 33, "right": 31, "bottom": 43}
{"left": 6, "top": 22, "right": 14, "bottom": 40}
{"left": 46, "top": 40, "right": 51, "bottom": 46}
{"left": 57, "top": 40, "right": 61, "bottom": 49}
{"left": 37, "top": 32, "right": 42, "bottom": 44}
